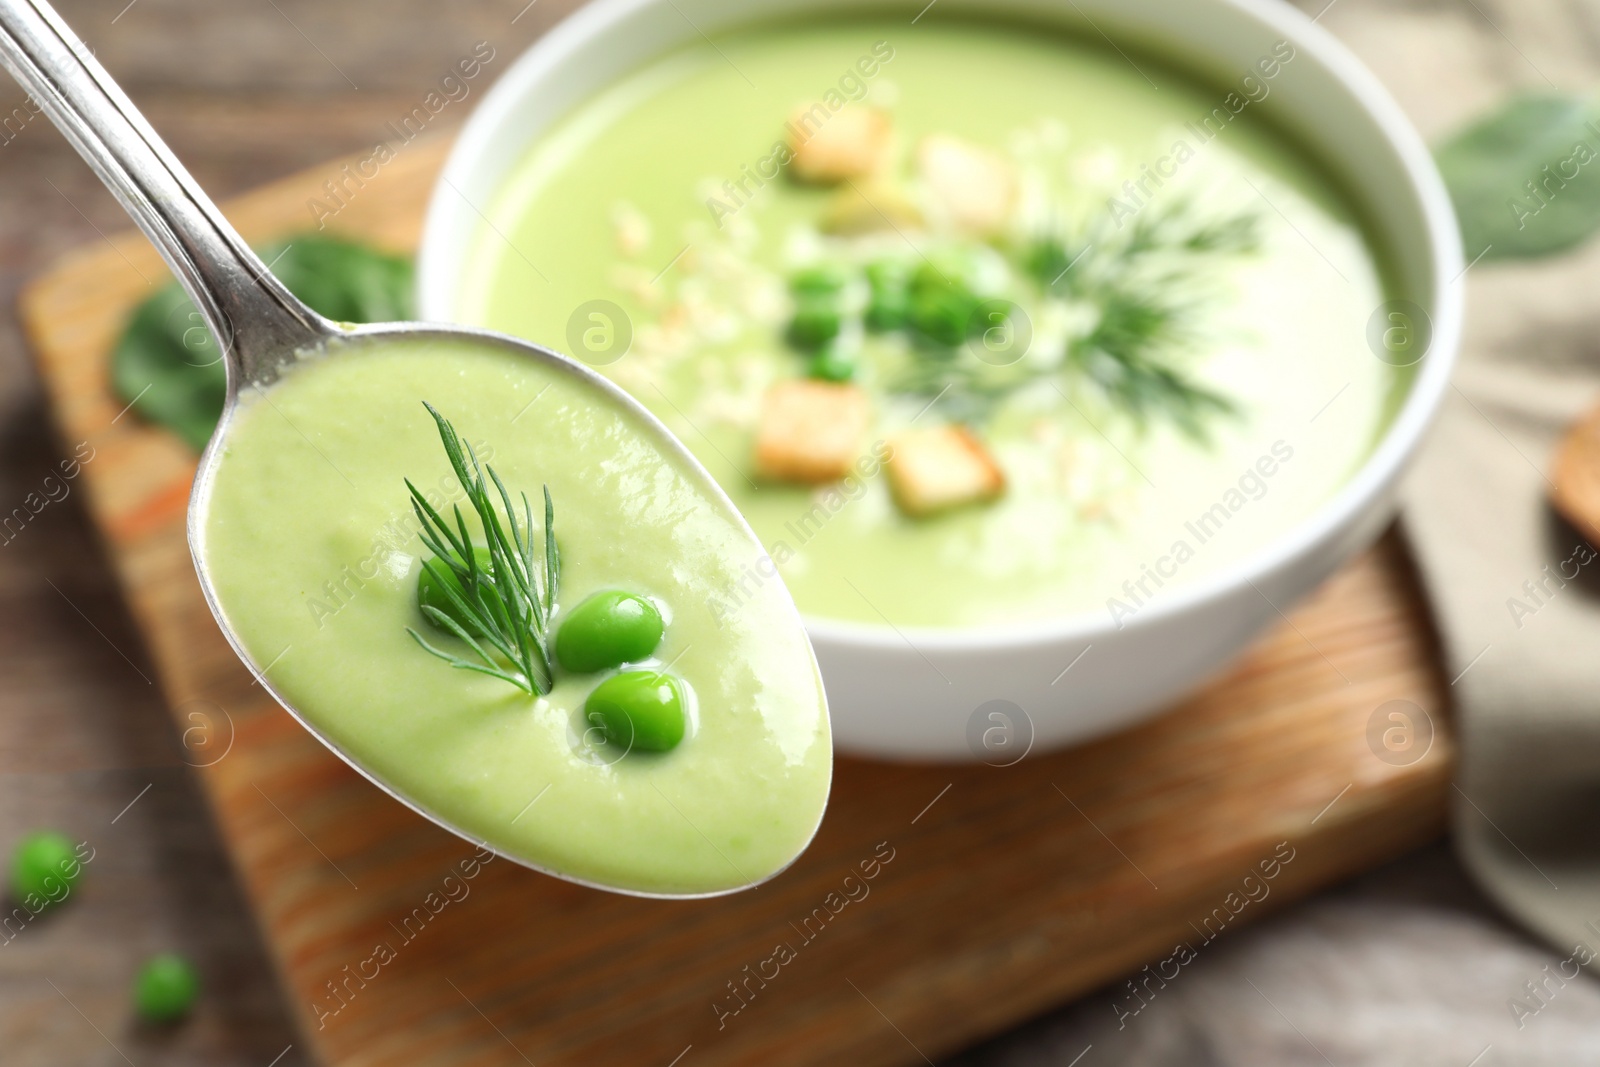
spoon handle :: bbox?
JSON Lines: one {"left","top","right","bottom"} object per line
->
{"left": 0, "top": 0, "right": 333, "bottom": 382}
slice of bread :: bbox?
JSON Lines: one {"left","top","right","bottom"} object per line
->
{"left": 755, "top": 380, "right": 872, "bottom": 483}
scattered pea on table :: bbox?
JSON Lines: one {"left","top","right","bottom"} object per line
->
{"left": 9, "top": 831, "right": 82, "bottom": 907}
{"left": 133, "top": 952, "right": 200, "bottom": 1022}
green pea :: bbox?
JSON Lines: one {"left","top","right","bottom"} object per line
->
{"left": 790, "top": 262, "right": 853, "bottom": 298}
{"left": 133, "top": 953, "right": 200, "bottom": 1022}
{"left": 556, "top": 591, "right": 664, "bottom": 673}
{"left": 808, "top": 341, "right": 857, "bottom": 383}
{"left": 864, "top": 260, "right": 910, "bottom": 331}
{"left": 9, "top": 831, "right": 82, "bottom": 906}
{"left": 911, "top": 251, "right": 981, "bottom": 294}
{"left": 416, "top": 546, "right": 494, "bottom": 637}
{"left": 584, "top": 671, "right": 688, "bottom": 753}
{"left": 787, "top": 297, "right": 843, "bottom": 349}
{"left": 865, "top": 259, "right": 907, "bottom": 290}
{"left": 910, "top": 278, "right": 980, "bottom": 347}
{"left": 865, "top": 295, "right": 908, "bottom": 332}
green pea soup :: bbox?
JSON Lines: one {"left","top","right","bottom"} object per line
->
{"left": 459, "top": 16, "right": 1403, "bottom": 630}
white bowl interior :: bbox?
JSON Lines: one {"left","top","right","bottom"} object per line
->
{"left": 416, "top": 0, "right": 1462, "bottom": 756}
{"left": 419, "top": 0, "right": 1459, "bottom": 652}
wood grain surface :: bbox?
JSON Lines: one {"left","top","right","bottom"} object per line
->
{"left": 15, "top": 125, "right": 1456, "bottom": 1066}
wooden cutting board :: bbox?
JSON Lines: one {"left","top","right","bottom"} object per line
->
{"left": 18, "top": 137, "right": 1452, "bottom": 1066}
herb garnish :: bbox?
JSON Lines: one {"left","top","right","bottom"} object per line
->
{"left": 1072, "top": 285, "right": 1237, "bottom": 441}
{"left": 883, "top": 196, "right": 1258, "bottom": 438}
{"left": 404, "top": 403, "right": 560, "bottom": 696}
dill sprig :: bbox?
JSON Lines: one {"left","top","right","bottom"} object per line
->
{"left": 887, "top": 342, "right": 1035, "bottom": 425}
{"left": 1032, "top": 197, "right": 1257, "bottom": 439}
{"left": 879, "top": 196, "right": 1257, "bottom": 437}
{"left": 1114, "top": 194, "right": 1262, "bottom": 258}
{"left": 1072, "top": 283, "right": 1238, "bottom": 440}
{"left": 403, "top": 402, "right": 559, "bottom": 695}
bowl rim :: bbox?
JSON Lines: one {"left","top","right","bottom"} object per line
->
{"left": 418, "top": 0, "right": 1464, "bottom": 653}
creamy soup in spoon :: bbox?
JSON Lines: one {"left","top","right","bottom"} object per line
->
{"left": 201, "top": 335, "right": 831, "bottom": 896}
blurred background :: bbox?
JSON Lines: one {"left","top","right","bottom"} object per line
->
{"left": 2, "top": 0, "right": 1599, "bottom": 1063}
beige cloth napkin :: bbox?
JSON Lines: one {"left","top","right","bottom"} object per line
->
{"left": 1310, "top": 0, "right": 1600, "bottom": 974}
{"left": 1402, "top": 241, "right": 1600, "bottom": 961}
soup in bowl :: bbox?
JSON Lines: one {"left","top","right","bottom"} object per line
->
{"left": 419, "top": 0, "right": 1460, "bottom": 759}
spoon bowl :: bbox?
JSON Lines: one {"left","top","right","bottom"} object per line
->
{"left": 0, "top": 0, "right": 829, "bottom": 897}
{"left": 187, "top": 322, "right": 814, "bottom": 899}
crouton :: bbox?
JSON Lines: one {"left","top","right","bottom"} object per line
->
{"left": 916, "top": 134, "right": 1016, "bottom": 236}
{"left": 886, "top": 426, "right": 1005, "bottom": 516}
{"left": 822, "top": 180, "right": 923, "bottom": 235}
{"left": 1553, "top": 400, "right": 1600, "bottom": 547}
{"left": 788, "top": 105, "right": 892, "bottom": 184}
{"left": 612, "top": 202, "right": 651, "bottom": 258}
{"left": 755, "top": 380, "right": 872, "bottom": 483}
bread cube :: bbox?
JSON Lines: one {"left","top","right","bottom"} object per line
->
{"left": 788, "top": 106, "right": 892, "bottom": 185}
{"left": 822, "top": 180, "right": 923, "bottom": 236}
{"left": 755, "top": 380, "right": 872, "bottom": 483}
{"left": 886, "top": 426, "right": 1005, "bottom": 516}
{"left": 916, "top": 134, "right": 1016, "bottom": 236}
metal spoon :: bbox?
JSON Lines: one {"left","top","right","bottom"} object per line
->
{"left": 0, "top": 0, "right": 809, "bottom": 897}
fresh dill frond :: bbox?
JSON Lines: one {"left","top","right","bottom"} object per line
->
{"left": 1177, "top": 210, "right": 1262, "bottom": 255}
{"left": 1112, "top": 195, "right": 1264, "bottom": 260}
{"left": 1075, "top": 285, "right": 1238, "bottom": 440}
{"left": 891, "top": 199, "right": 1256, "bottom": 435}
{"left": 890, "top": 340, "right": 1035, "bottom": 425}
{"left": 1023, "top": 198, "right": 1260, "bottom": 439}
{"left": 1022, "top": 236, "right": 1085, "bottom": 291}
{"left": 403, "top": 402, "right": 559, "bottom": 695}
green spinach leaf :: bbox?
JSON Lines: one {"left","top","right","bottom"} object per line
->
{"left": 110, "top": 233, "right": 413, "bottom": 450}
{"left": 1435, "top": 94, "right": 1600, "bottom": 260}
{"left": 110, "top": 284, "right": 227, "bottom": 451}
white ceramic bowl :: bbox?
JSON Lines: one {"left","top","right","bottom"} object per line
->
{"left": 418, "top": 0, "right": 1462, "bottom": 761}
